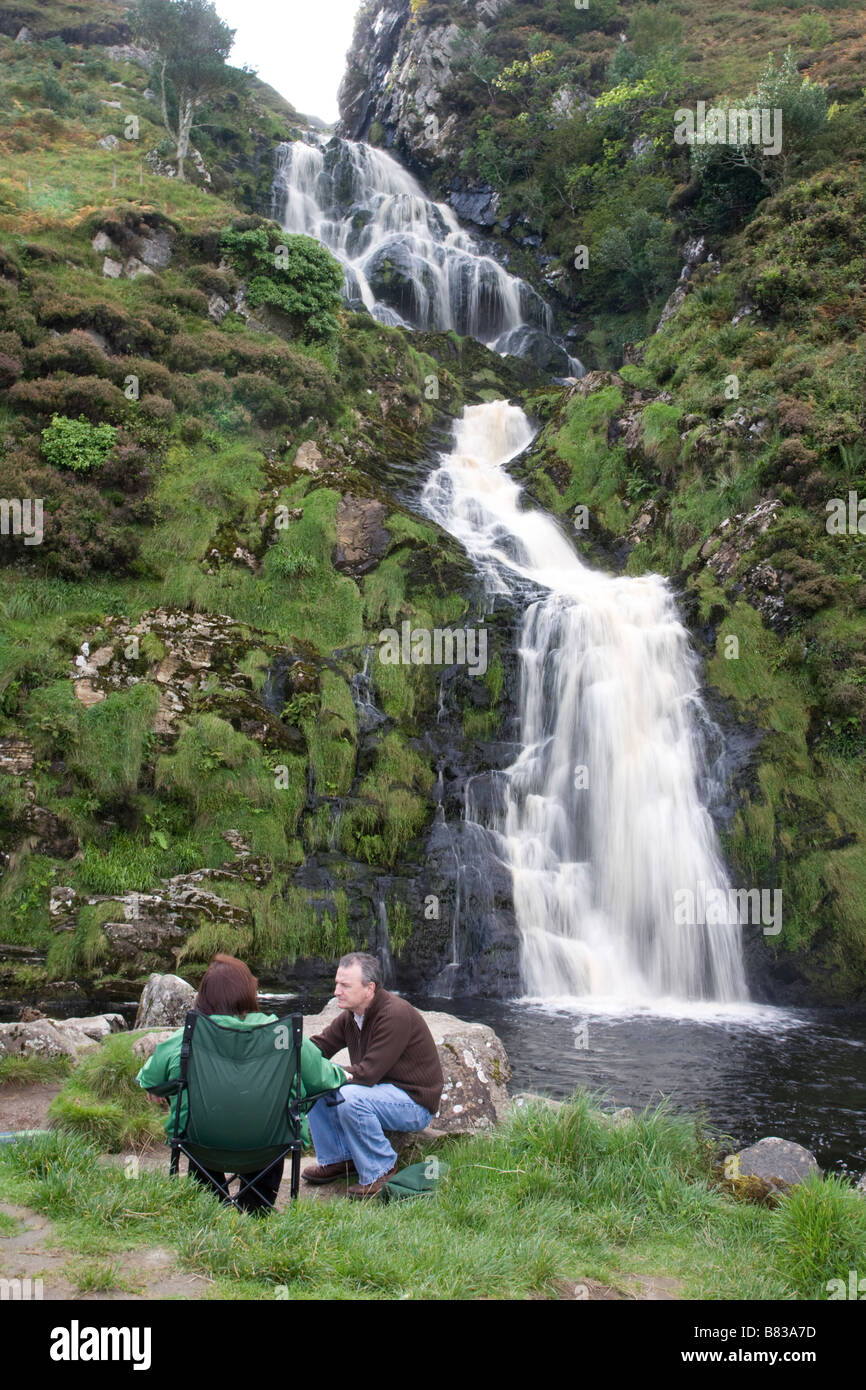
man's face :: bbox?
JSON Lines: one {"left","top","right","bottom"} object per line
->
{"left": 334, "top": 962, "right": 375, "bottom": 1014}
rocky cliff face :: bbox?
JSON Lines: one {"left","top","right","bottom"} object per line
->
{"left": 335, "top": 0, "right": 576, "bottom": 319}
{"left": 339, "top": 0, "right": 505, "bottom": 178}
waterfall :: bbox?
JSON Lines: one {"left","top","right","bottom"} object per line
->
{"left": 271, "top": 135, "right": 582, "bottom": 376}
{"left": 375, "top": 898, "right": 394, "bottom": 987}
{"left": 420, "top": 401, "right": 748, "bottom": 1006}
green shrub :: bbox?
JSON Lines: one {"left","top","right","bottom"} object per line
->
{"left": 232, "top": 372, "right": 294, "bottom": 427}
{"left": 0, "top": 454, "right": 138, "bottom": 578}
{"left": 40, "top": 414, "right": 118, "bottom": 475}
{"left": 136, "top": 394, "right": 176, "bottom": 430}
{"left": 221, "top": 222, "right": 344, "bottom": 342}
{"left": 794, "top": 13, "right": 831, "bottom": 48}
{"left": 25, "top": 330, "right": 112, "bottom": 379}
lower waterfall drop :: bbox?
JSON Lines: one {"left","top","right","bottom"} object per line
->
{"left": 420, "top": 401, "right": 748, "bottom": 1006}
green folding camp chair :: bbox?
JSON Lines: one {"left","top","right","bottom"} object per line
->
{"left": 157, "top": 1011, "right": 342, "bottom": 1213}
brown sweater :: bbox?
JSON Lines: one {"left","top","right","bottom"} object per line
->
{"left": 311, "top": 989, "right": 443, "bottom": 1115}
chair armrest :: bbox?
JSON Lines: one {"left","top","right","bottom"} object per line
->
{"left": 297, "top": 1083, "right": 344, "bottom": 1113}
{"left": 143, "top": 1078, "right": 181, "bottom": 1098}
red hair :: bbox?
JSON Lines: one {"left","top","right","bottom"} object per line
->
{"left": 195, "top": 954, "right": 258, "bottom": 1018}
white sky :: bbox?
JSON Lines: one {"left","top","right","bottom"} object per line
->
{"left": 214, "top": 0, "right": 365, "bottom": 125}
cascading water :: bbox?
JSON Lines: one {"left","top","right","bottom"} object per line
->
{"left": 420, "top": 401, "right": 748, "bottom": 1007}
{"left": 271, "top": 135, "right": 582, "bottom": 377}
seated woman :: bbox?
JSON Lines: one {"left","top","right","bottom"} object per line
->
{"left": 136, "top": 953, "right": 346, "bottom": 1214}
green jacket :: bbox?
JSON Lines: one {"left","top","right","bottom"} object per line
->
{"left": 136, "top": 1012, "right": 346, "bottom": 1145}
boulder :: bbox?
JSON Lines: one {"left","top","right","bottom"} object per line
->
{"left": 124, "top": 257, "right": 154, "bottom": 280}
{"left": 134, "top": 973, "right": 197, "bottom": 1029}
{"left": 0, "top": 1013, "right": 125, "bottom": 1059}
{"left": 105, "top": 43, "right": 153, "bottom": 69}
{"left": 731, "top": 1136, "right": 821, "bottom": 1195}
{"left": 136, "top": 229, "right": 173, "bottom": 270}
{"left": 292, "top": 441, "right": 323, "bottom": 474}
{"left": 332, "top": 495, "right": 390, "bottom": 576}
{"left": 65, "top": 1014, "right": 126, "bottom": 1042}
{"left": 49, "top": 865, "right": 262, "bottom": 978}
{"left": 67, "top": 606, "right": 269, "bottom": 734}
{"left": 207, "top": 293, "right": 231, "bottom": 323}
{"left": 364, "top": 238, "right": 435, "bottom": 323}
{"left": 127, "top": 992, "right": 510, "bottom": 1155}
{"left": 449, "top": 181, "right": 500, "bottom": 228}
{"left": 0, "top": 738, "right": 34, "bottom": 775}
{"left": 131, "top": 1029, "right": 176, "bottom": 1060}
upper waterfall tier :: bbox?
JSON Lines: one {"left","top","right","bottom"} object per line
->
{"left": 271, "top": 136, "right": 582, "bottom": 377}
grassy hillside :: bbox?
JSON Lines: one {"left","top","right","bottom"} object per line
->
{"left": 0, "top": 8, "right": 537, "bottom": 1004}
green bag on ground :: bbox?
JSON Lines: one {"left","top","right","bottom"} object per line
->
{"left": 380, "top": 1158, "right": 450, "bottom": 1202}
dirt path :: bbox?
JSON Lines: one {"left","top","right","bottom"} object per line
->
{"left": 0, "top": 1083, "right": 61, "bottom": 1133}
{"left": 0, "top": 1200, "right": 207, "bottom": 1300}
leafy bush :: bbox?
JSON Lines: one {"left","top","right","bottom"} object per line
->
{"left": 0, "top": 352, "right": 23, "bottom": 387}
{"left": 794, "top": 13, "right": 831, "bottom": 48}
{"left": 158, "top": 286, "right": 209, "bottom": 315}
{"left": 25, "top": 330, "right": 112, "bottom": 380}
{"left": 186, "top": 264, "right": 237, "bottom": 297}
{"left": 136, "top": 394, "right": 176, "bottom": 430}
{"left": 593, "top": 208, "right": 679, "bottom": 309}
{"left": 33, "top": 293, "right": 163, "bottom": 354}
{"left": 221, "top": 221, "right": 344, "bottom": 342}
{"left": 689, "top": 48, "right": 828, "bottom": 193}
{"left": 41, "top": 414, "right": 118, "bottom": 471}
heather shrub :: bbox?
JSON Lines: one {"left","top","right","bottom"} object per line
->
{"left": 10, "top": 376, "right": 128, "bottom": 424}
{"left": 0, "top": 455, "right": 138, "bottom": 578}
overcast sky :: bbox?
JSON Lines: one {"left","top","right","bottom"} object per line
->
{"left": 214, "top": 0, "right": 364, "bottom": 124}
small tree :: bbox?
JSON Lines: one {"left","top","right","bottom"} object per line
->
{"left": 593, "top": 208, "right": 679, "bottom": 309}
{"left": 133, "top": 0, "right": 235, "bottom": 180}
{"left": 690, "top": 48, "right": 828, "bottom": 191}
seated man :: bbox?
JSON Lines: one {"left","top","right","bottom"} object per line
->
{"left": 304, "top": 952, "right": 443, "bottom": 1199}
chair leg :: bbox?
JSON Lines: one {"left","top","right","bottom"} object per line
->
{"left": 290, "top": 1143, "right": 300, "bottom": 1201}
{"left": 234, "top": 1172, "right": 277, "bottom": 1213}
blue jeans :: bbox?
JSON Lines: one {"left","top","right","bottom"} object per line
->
{"left": 308, "top": 1083, "right": 432, "bottom": 1185}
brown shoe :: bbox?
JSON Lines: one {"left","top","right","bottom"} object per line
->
{"left": 347, "top": 1165, "right": 398, "bottom": 1200}
{"left": 302, "top": 1160, "right": 356, "bottom": 1184}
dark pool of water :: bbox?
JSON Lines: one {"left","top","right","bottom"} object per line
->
{"left": 414, "top": 995, "right": 866, "bottom": 1177}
